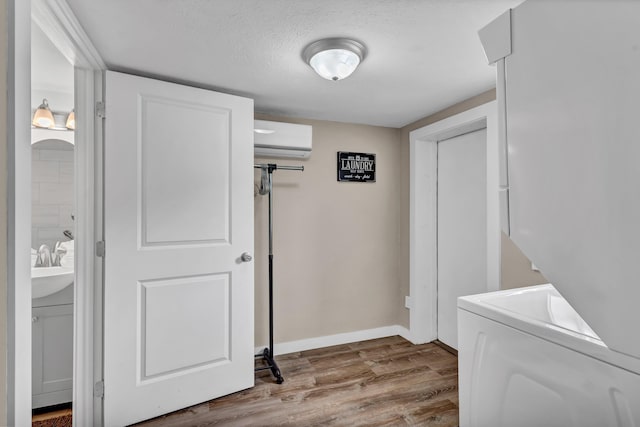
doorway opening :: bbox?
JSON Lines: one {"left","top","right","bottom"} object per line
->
{"left": 435, "top": 128, "right": 487, "bottom": 349}
{"left": 6, "top": 2, "right": 107, "bottom": 425}
{"left": 30, "top": 18, "right": 75, "bottom": 425}
{"left": 408, "top": 101, "right": 500, "bottom": 345}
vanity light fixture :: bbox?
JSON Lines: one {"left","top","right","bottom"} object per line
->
{"left": 65, "top": 109, "right": 75, "bottom": 130}
{"left": 32, "top": 99, "right": 55, "bottom": 128}
{"left": 302, "top": 38, "right": 367, "bottom": 81}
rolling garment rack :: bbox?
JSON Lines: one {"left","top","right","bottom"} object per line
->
{"left": 254, "top": 163, "right": 304, "bottom": 384}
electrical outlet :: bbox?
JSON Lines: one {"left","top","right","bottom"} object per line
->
{"left": 405, "top": 296, "right": 411, "bottom": 309}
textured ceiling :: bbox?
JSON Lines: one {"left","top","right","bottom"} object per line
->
{"left": 65, "top": 0, "right": 523, "bottom": 128}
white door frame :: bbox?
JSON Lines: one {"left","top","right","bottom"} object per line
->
{"left": 10, "top": 0, "right": 105, "bottom": 424}
{"left": 6, "top": 1, "right": 32, "bottom": 424}
{"left": 408, "top": 101, "right": 500, "bottom": 344}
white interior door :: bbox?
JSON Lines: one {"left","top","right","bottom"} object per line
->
{"left": 103, "top": 71, "right": 254, "bottom": 426}
{"left": 437, "top": 129, "right": 487, "bottom": 349}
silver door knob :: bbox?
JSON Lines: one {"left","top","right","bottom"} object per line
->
{"left": 240, "top": 252, "right": 253, "bottom": 262}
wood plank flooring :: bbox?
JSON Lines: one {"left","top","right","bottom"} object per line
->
{"left": 135, "top": 336, "right": 459, "bottom": 426}
{"left": 136, "top": 337, "right": 458, "bottom": 427}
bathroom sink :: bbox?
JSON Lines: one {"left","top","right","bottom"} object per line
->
{"left": 32, "top": 266, "right": 74, "bottom": 299}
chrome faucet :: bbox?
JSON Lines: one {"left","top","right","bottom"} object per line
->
{"left": 52, "top": 241, "right": 67, "bottom": 267}
{"left": 34, "top": 244, "right": 52, "bottom": 268}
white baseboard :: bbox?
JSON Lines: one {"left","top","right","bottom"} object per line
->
{"left": 255, "top": 325, "right": 413, "bottom": 356}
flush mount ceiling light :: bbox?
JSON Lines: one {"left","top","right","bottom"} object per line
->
{"left": 302, "top": 38, "right": 367, "bottom": 81}
{"left": 32, "top": 99, "right": 55, "bottom": 128}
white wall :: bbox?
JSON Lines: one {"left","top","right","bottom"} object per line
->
{"left": 31, "top": 22, "right": 73, "bottom": 111}
{"left": 254, "top": 114, "right": 403, "bottom": 348}
{"left": 31, "top": 141, "right": 74, "bottom": 250}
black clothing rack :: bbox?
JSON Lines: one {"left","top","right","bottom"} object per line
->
{"left": 254, "top": 163, "right": 304, "bottom": 384}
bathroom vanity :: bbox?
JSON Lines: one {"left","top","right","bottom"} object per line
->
{"left": 32, "top": 284, "right": 73, "bottom": 409}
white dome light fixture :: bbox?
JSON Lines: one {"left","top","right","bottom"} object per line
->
{"left": 302, "top": 38, "right": 367, "bottom": 81}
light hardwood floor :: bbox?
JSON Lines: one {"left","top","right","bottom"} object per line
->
{"left": 135, "top": 336, "right": 459, "bottom": 426}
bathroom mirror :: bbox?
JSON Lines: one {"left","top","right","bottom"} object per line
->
{"left": 32, "top": 137, "right": 75, "bottom": 251}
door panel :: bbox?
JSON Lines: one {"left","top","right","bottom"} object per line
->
{"left": 140, "top": 274, "right": 230, "bottom": 379}
{"left": 437, "top": 129, "right": 487, "bottom": 349}
{"left": 103, "top": 71, "right": 254, "bottom": 426}
{"left": 140, "top": 96, "right": 231, "bottom": 246}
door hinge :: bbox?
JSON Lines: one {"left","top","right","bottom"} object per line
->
{"left": 96, "top": 241, "right": 105, "bottom": 258}
{"left": 95, "top": 101, "right": 106, "bottom": 118}
{"left": 94, "top": 380, "right": 104, "bottom": 398}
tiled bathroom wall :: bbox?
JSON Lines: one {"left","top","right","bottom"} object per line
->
{"left": 32, "top": 140, "right": 74, "bottom": 252}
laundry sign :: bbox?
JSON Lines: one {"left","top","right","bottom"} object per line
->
{"left": 337, "top": 151, "right": 376, "bottom": 182}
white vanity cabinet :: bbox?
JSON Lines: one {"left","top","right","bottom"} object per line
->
{"left": 32, "top": 285, "right": 73, "bottom": 409}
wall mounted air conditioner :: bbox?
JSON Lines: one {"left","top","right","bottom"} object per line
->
{"left": 254, "top": 120, "right": 312, "bottom": 158}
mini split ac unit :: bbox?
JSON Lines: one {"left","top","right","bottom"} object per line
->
{"left": 254, "top": 120, "right": 312, "bottom": 159}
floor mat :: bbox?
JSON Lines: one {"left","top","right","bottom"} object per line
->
{"left": 32, "top": 410, "right": 72, "bottom": 427}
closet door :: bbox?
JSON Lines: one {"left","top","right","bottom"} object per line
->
{"left": 103, "top": 71, "right": 254, "bottom": 426}
{"left": 437, "top": 129, "right": 487, "bottom": 349}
